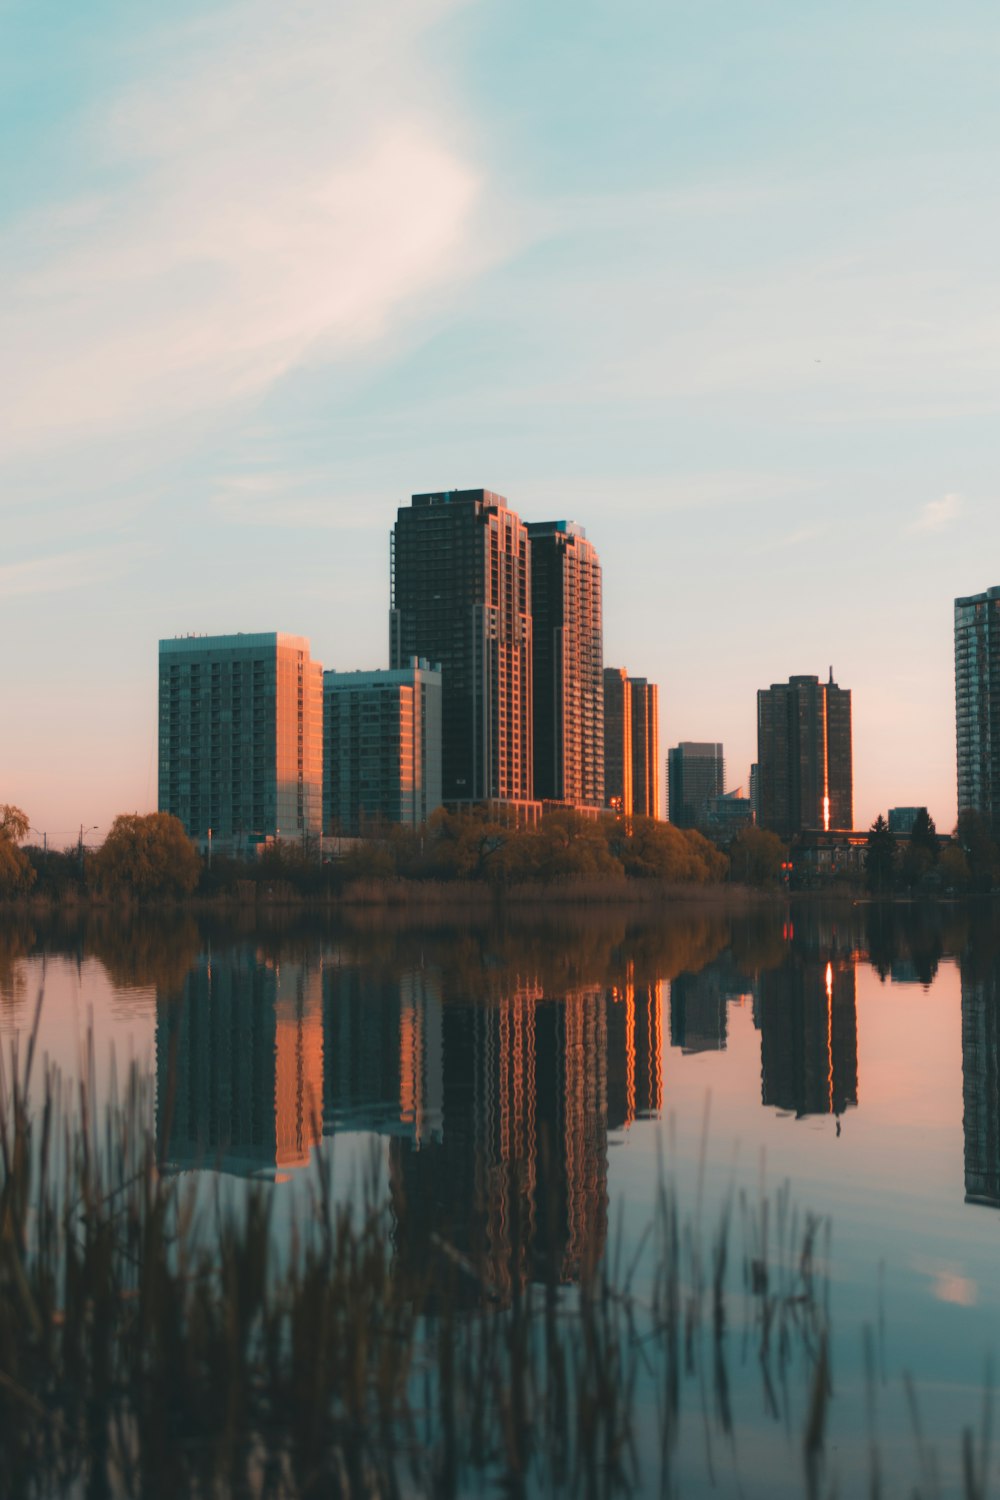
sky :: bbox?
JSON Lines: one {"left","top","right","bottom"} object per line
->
{"left": 3, "top": 0, "right": 999, "bottom": 844}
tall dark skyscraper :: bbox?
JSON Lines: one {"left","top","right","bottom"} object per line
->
{"left": 757, "top": 671, "right": 852, "bottom": 838}
{"left": 630, "top": 677, "right": 661, "bottom": 819}
{"left": 390, "top": 490, "right": 533, "bottom": 804}
{"left": 603, "top": 668, "right": 633, "bottom": 813}
{"left": 667, "top": 742, "right": 724, "bottom": 828}
{"left": 955, "top": 585, "right": 1000, "bottom": 836}
{"left": 527, "top": 520, "right": 604, "bottom": 807}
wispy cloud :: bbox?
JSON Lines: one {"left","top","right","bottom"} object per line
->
{"left": 213, "top": 473, "right": 385, "bottom": 530}
{"left": 909, "top": 493, "right": 963, "bottom": 534}
{"left": 0, "top": 543, "right": 151, "bottom": 600}
{"left": 0, "top": 0, "right": 482, "bottom": 462}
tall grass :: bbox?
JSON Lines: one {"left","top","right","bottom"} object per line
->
{"left": 0, "top": 1001, "right": 988, "bottom": 1498}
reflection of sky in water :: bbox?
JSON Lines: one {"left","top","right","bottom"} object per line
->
{"left": 3, "top": 907, "right": 1000, "bottom": 1493}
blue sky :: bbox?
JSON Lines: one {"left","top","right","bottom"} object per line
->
{"left": 3, "top": 0, "right": 998, "bottom": 840}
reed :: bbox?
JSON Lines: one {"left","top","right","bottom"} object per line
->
{"left": 0, "top": 1004, "right": 990, "bottom": 1498}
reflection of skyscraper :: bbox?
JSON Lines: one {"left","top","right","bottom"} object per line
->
{"left": 322, "top": 966, "right": 443, "bottom": 1145}
{"left": 606, "top": 976, "right": 664, "bottom": 1125}
{"left": 669, "top": 957, "right": 754, "bottom": 1055}
{"left": 757, "top": 961, "right": 858, "bottom": 1119}
{"left": 961, "top": 963, "right": 1000, "bottom": 1207}
{"left": 156, "top": 951, "right": 323, "bottom": 1179}
{"left": 388, "top": 981, "right": 628, "bottom": 1299}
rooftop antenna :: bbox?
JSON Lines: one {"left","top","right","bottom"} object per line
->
{"left": 829, "top": 664, "right": 834, "bottom": 685}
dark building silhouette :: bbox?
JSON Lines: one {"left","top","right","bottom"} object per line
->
{"left": 667, "top": 742, "right": 725, "bottom": 828}
{"left": 756, "top": 960, "right": 858, "bottom": 1119}
{"left": 670, "top": 970, "right": 729, "bottom": 1053}
{"left": 630, "top": 678, "right": 661, "bottom": 819}
{"left": 603, "top": 668, "right": 633, "bottom": 812}
{"left": 390, "top": 490, "right": 533, "bottom": 805}
{"left": 757, "top": 671, "right": 852, "bottom": 838}
{"left": 961, "top": 961, "right": 1000, "bottom": 1207}
{"left": 385, "top": 978, "right": 664, "bottom": 1299}
{"left": 156, "top": 950, "right": 323, "bottom": 1179}
{"left": 955, "top": 586, "right": 1000, "bottom": 837}
{"left": 322, "top": 964, "right": 442, "bottom": 1144}
{"left": 528, "top": 521, "right": 604, "bottom": 807}
{"left": 605, "top": 978, "right": 664, "bottom": 1126}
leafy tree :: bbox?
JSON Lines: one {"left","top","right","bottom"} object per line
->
{"left": 729, "top": 826, "right": 787, "bottom": 886}
{"left": 939, "top": 843, "right": 972, "bottom": 892}
{"left": 865, "top": 814, "right": 897, "bottom": 893}
{"left": 90, "top": 813, "right": 200, "bottom": 898}
{"left": 0, "top": 804, "right": 36, "bottom": 897}
{"left": 909, "top": 807, "right": 939, "bottom": 861}
{"left": 957, "top": 810, "right": 1000, "bottom": 891}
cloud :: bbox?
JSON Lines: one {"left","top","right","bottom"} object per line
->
{"left": 0, "top": 0, "right": 482, "bottom": 462}
{"left": 910, "top": 493, "right": 963, "bottom": 534}
{"left": 212, "top": 473, "right": 386, "bottom": 530}
{"left": 0, "top": 543, "right": 151, "bottom": 600}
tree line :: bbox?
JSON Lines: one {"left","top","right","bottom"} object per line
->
{"left": 864, "top": 808, "right": 1000, "bottom": 894}
{"left": 0, "top": 803, "right": 799, "bottom": 900}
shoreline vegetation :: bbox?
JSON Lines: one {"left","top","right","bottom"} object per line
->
{"left": 0, "top": 1010, "right": 993, "bottom": 1500}
{"left": 5, "top": 803, "right": 1000, "bottom": 909}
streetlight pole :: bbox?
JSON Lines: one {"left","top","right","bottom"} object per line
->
{"left": 78, "top": 824, "right": 98, "bottom": 874}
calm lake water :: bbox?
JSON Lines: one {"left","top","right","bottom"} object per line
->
{"left": 3, "top": 897, "right": 1000, "bottom": 1496}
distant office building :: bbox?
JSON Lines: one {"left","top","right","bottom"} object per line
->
{"left": 756, "top": 671, "right": 852, "bottom": 839}
{"left": 630, "top": 678, "right": 661, "bottom": 819}
{"left": 390, "top": 490, "right": 533, "bottom": 805}
{"left": 888, "top": 806, "right": 927, "bottom": 835}
{"left": 323, "top": 660, "right": 442, "bottom": 835}
{"left": 667, "top": 742, "right": 724, "bottom": 828}
{"left": 158, "top": 632, "right": 323, "bottom": 853}
{"left": 955, "top": 586, "right": 1000, "bottom": 837}
{"left": 702, "top": 789, "right": 754, "bottom": 841}
{"left": 528, "top": 521, "right": 604, "bottom": 807}
{"left": 749, "top": 762, "right": 760, "bottom": 822}
{"left": 603, "top": 668, "right": 633, "bottom": 813}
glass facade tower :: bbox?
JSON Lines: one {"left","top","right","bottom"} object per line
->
{"left": 390, "top": 490, "right": 533, "bottom": 804}
{"left": 158, "top": 632, "right": 323, "bottom": 852}
{"left": 955, "top": 586, "right": 1000, "bottom": 836}
{"left": 528, "top": 520, "right": 604, "bottom": 807}
{"left": 756, "top": 671, "right": 852, "bottom": 839}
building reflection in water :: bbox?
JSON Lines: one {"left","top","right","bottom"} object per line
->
{"left": 756, "top": 960, "right": 858, "bottom": 1120}
{"left": 961, "top": 960, "right": 1000, "bottom": 1208}
{"left": 669, "top": 956, "right": 753, "bottom": 1055}
{"left": 156, "top": 949, "right": 323, "bottom": 1180}
{"left": 156, "top": 946, "right": 666, "bottom": 1293}
{"left": 323, "top": 965, "right": 443, "bottom": 1145}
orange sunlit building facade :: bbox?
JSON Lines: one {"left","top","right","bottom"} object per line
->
{"left": 158, "top": 632, "right": 323, "bottom": 854}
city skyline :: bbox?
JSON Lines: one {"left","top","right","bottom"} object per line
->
{"left": 5, "top": 2, "right": 997, "bottom": 840}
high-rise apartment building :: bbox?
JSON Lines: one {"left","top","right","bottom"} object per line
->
{"left": 630, "top": 677, "right": 661, "bottom": 819}
{"left": 603, "top": 668, "right": 633, "bottom": 813}
{"left": 756, "top": 671, "right": 852, "bottom": 838}
{"left": 390, "top": 490, "right": 533, "bottom": 805}
{"left": 528, "top": 520, "right": 604, "bottom": 807}
{"left": 323, "top": 660, "right": 443, "bottom": 835}
{"left": 158, "top": 632, "right": 323, "bottom": 852}
{"left": 955, "top": 586, "right": 1000, "bottom": 836}
{"left": 667, "top": 742, "right": 724, "bottom": 828}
